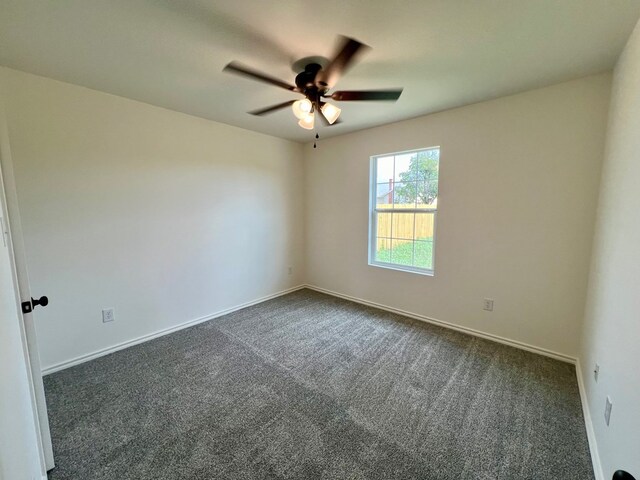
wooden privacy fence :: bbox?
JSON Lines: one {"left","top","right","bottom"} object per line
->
{"left": 376, "top": 204, "right": 435, "bottom": 249}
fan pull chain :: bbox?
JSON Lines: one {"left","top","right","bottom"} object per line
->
{"left": 314, "top": 133, "right": 319, "bottom": 149}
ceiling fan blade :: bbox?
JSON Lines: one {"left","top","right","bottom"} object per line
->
{"left": 223, "top": 62, "right": 298, "bottom": 91}
{"left": 249, "top": 100, "right": 296, "bottom": 116}
{"left": 316, "top": 36, "right": 370, "bottom": 88}
{"left": 329, "top": 89, "right": 403, "bottom": 101}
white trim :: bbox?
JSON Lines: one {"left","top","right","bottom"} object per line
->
{"left": 373, "top": 145, "right": 442, "bottom": 159}
{"left": 576, "top": 360, "right": 604, "bottom": 480}
{"left": 375, "top": 207, "right": 438, "bottom": 213}
{"left": 42, "top": 285, "right": 306, "bottom": 375}
{"left": 368, "top": 260, "right": 434, "bottom": 276}
{"left": 303, "top": 284, "right": 576, "bottom": 364}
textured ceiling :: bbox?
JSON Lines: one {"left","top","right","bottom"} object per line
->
{"left": 1, "top": 0, "right": 639, "bottom": 143}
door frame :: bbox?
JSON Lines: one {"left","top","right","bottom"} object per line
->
{"left": 0, "top": 82, "right": 54, "bottom": 471}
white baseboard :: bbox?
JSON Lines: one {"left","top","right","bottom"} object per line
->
{"left": 43, "top": 283, "right": 575, "bottom": 373}
{"left": 303, "top": 284, "right": 577, "bottom": 364}
{"left": 41, "top": 285, "right": 306, "bottom": 375}
{"left": 576, "top": 360, "right": 604, "bottom": 480}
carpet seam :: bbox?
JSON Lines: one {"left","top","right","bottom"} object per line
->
{"left": 209, "top": 323, "right": 435, "bottom": 466}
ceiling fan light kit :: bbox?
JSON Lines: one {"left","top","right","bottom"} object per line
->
{"left": 298, "top": 113, "right": 315, "bottom": 130}
{"left": 223, "top": 35, "right": 403, "bottom": 133}
{"left": 321, "top": 102, "right": 341, "bottom": 124}
{"left": 292, "top": 98, "right": 313, "bottom": 119}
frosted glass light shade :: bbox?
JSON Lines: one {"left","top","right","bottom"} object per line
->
{"left": 321, "top": 102, "right": 341, "bottom": 124}
{"left": 292, "top": 99, "right": 313, "bottom": 119}
{"left": 298, "top": 112, "right": 314, "bottom": 130}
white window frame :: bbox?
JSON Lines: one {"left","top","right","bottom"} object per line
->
{"left": 368, "top": 147, "right": 439, "bottom": 276}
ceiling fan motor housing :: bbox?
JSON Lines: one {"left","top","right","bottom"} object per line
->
{"left": 295, "top": 63, "right": 323, "bottom": 88}
{"left": 295, "top": 63, "right": 327, "bottom": 108}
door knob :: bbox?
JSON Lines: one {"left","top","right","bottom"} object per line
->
{"left": 32, "top": 296, "right": 49, "bottom": 308}
{"left": 614, "top": 471, "right": 636, "bottom": 480}
{"left": 21, "top": 295, "right": 49, "bottom": 314}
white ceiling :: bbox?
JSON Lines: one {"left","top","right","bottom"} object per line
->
{"left": 1, "top": 1, "right": 639, "bottom": 143}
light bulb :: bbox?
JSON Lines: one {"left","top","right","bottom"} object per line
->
{"left": 292, "top": 99, "right": 313, "bottom": 119}
{"left": 298, "top": 112, "right": 314, "bottom": 130}
{"left": 300, "top": 99, "right": 312, "bottom": 113}
{"left": 321, "top": 102, "right": 341, "bottom": 124}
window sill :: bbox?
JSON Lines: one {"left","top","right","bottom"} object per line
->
{"left": 368, "top": 261, "right": 434, "bottom": 277}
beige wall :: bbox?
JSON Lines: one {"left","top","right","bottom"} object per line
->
{"left": 0, "top": 67, "right": 305, "bottom": 371}
{"left": 2, "top": 56, "right": 635, "bottom": 477}
{"left": 304, "top": 74, "right": 611, "bottom": 359}
{"left": 0, "top": 66, "right": 613, "bottom": 366}
{"left": 580, "top": 18, "right": 640, "bottom": 480}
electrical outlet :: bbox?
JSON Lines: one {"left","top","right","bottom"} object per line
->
{"left": 483, "top": 298, "right": 494, "bottom": 311}
{"left": 594, "top": 363, "right": 600, "bottom": 382}
{"left": 604, "top": 396, "right": 613, "bottom": 426}
{"left": 102, "top": 308, "right": 115, "bottom": 323}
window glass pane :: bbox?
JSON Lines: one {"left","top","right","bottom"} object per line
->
{"left": 392, "top": 213, "right": 415, "bottom": 240}
{"left": 375, "top": 238, "right": 391, "bottom": 263}
{"left": 376, "top": 156, "right": 394, "bottom": 185}
{"left": 413, "top": 147, "right": 440, "bottom": 166}
{"left": 416, "top": 180, "right": 438, "bottom": 208}
{"left": 414, "top": 239, "right": 434, "bottom": 270}
{"left": 393, "top": 182, "right": 417, "bottom": 207}
{"left": 390, "top": 239, "right": 414, "bottom": 266}
{"left": 376, "top": 212, "right": 392, "bottom": 238}
{"left": 394, "top": 153, "right": 412, "bottom": 181}
{"left": 375, "top": 183, "right": 394, "bottom": 209}
{"left": 414, "top": 150, "right": 439, "bottom": 206}
{"left": 415, "top": 213, "right": 435, "bottom": 240}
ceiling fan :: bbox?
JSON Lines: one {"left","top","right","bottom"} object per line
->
{"left": 223, "top": 36, "right": 403, "bottom": 130}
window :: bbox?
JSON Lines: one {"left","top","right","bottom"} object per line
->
{"left": 369, "top": 147, "right": 440, "bottom": 275}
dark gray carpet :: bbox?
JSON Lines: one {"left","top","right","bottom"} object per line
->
{"left": 44, "top": 289, "right": 593, "bottom": 479}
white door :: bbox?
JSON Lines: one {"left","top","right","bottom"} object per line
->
{"left": 0, "top": 196, "right": 47, "bottom": 479}
{"left": 0, "top": 95, "right": 55, "bottom": 471}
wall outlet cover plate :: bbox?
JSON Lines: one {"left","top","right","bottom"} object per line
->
{"left": 102, "top": 308, "right": 115, "bottom": 323}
